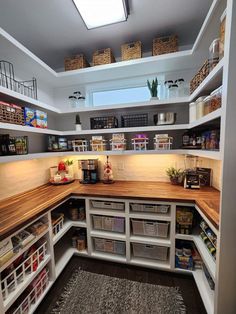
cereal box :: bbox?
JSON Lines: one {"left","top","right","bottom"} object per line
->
{"left": 24, "top": 107, "right": 36, "bottom": 127}
{"left": 35, "top": 110, "right": 47, "bottom": 128}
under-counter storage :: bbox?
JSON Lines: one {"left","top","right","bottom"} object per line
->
{"left": 93, "top": 238, "right": 126, "bottom": 255}
{"left": 7, "top": 267, "right": 49, "bottom": 314}
{"left": 90, "top": 200, "right": 125, "bottom": 211}
{"left": 131, "top": 219, "right": 169, "bottom": 238}
{"left": 132, "top": 243, "right": 169, "bottom": 261}
{"left": 92, "top": 215, "right": 125, "bottom": 233}
{"left": 130, "top": 202, "right": 170, "bottom": 214}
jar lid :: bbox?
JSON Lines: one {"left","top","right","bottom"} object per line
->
{"left": 169, "top": 84, "right": 178, "bottom": 88}
{"left": 175, "top": 78, "right": 184, "bottom": 83}
{"left": 196, "top": 96, "right": 207, "bottom": 101}
{"left": 189, "top": 102, "right": 196, "bottom": 106}
{"left": 210, "top": 85, "right": 222, "bottom": 96}
{"left": 164, "top": 80, "right": 173, "bottom": 85}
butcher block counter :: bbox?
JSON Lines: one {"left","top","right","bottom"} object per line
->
{"left": 0, "top": 181, "right": 220, "bottom": 240}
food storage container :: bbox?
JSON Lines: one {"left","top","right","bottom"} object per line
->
{"left": 175, "top": 78, "right": 185, "bottom": 97}
{"left": 209, "top": 38, "right": 220, "bottom": 71}
{"left": 153, "top": 112, "right": 175, "bottom": 125}
{"left": 153, "top": 134, "right": 173, "bottom": 150}
{"left": 189, "top": 102, "right": 196, "bottom": 123}
{"left": 110, "top": 133, "right": 126, "bottom": 151}
{"left": 220, "top": 9, "right": 227, "bottom": 59}
{"left": 210, "top": 86, "right": 222, "bottom": 112}
{"left": 72, "top": 139, "right": 88, "bottom": 152}
{"left": 164, "top": 80, "right": 173, "bottom": 99}
{"left": 90, "top": 136, "right": 107, "bottom": 151}
{"left": 203, "top": 96, "right": 212, "bottom": 116}
{"left": 168, "top": 84, "right": 178, "bottom": 98}
{"left": 196, "top": 96, "right": 207, "bottom": 119}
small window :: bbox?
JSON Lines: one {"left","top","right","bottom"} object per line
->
{"left": 92, "top": 86, "right": 151, "bottom": 107}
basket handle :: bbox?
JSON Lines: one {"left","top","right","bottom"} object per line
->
{"left": 97, "top": 49, "right": 106, "bottom": 55}
{"left": 161, "top": 37, "right": 171, "bottom": 43}
{"left": 145, "top": 245, "right": 154, "bottom": 249}
{"left": 127, "top": 43, "right": 135, "bottom": 49}
{"left": 104, "top": 202, "right": 112, "bottom": 205}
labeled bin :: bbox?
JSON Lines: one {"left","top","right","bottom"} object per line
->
{"left": 131, "top": 219, "right": 169, "bottom": 238}
{"left": 130, "top": 203, "right": 170, "bottom": 214}
{"left": 92, "top": 215, "right": 125, "bottom": 233}
{"left": 94, "top": 237, "right": 125, "bottom": 255}
{"left": 91, "top": 200, "right": 125, "bottom": 211}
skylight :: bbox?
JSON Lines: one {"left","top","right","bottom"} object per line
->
{"left": 73, "top": 0, "right": 128, "bottom": 29}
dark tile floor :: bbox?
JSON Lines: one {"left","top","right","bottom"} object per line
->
{"left": 36, "top": 256, "right": 206, "bottom": 314}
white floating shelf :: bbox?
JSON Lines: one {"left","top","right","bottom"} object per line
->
{"left": 0, "top": 122, "right": 61, "bottom": 135}
{"left": 129, "top": 213, "right": 171, "bottom": 222}
{"left": 175, "top": 233, "right": 216, "bottom": 281}
{"left": 55, "top": 247, "right": 75, "bottom": 279}
{"left": 0, "top": 85, "right": 60, "bottom": 113}
{"left": 189, "top": 58, "right": 224, "bottom": 102}
{"left": 0, "top": 149, "right": 221, "bottom": 164}
{"left": 190, "top": 108, "right": 222, "bottom": 129}
{"left": 90, "top": 251, "right": 127, "bottom": 263}
{"left": 63, "top": 123, "right": 189, "bottom": 135}
{"left": 62, "top": 97, "right": 189, "bottom": 114}
{"left": 193, "top": 269, "right": 214, "bottom": 314}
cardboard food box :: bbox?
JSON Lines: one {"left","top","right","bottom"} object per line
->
{"left": 35, "top": 110, "right": 47, "bottom": 128}
{"left": 24, "top": 107, "right": 36, "bottom": 127}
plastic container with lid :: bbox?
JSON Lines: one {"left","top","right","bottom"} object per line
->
{"left": 196, "top": 96, "right": 207, "bottom": 119}
{"left": 220, "top": 9, "right": 227, "bottom": 59}
{"left": 209, "top": 38, "right": 220, "bottom": 71}
{"left": 164, "top": 80, "right": 173, "bottom": 99}
{"left": 175, "top": 78, "right": 185, "bottom": 97}
{"left": 210, "top": 86, "right": 222, "bottom": 112}
{"left": 189, "top": 102, "right": 196, "bottom": 123}
{"left": 203, "top": 95, "right": 212, "bottom": 116}
{"left": 168, "top": 84, "right": 178, "bottom": 98}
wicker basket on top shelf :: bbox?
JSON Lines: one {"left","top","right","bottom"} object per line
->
{"left": 121, "top": 41, "right": 142, "bottom": 61}
{"left": 64, "top": 54, "right": 90, "bottom": 71}
{"left": 153, "top": 35, "right": 178, "bottom": 56}
{"left": 190, "top": 60, "right": 210, "bottom": 94}
{"left": 92, "top": 48, "right": 116, "bottom": 66}
{"left": 0, "top": 101, "right": 25, "bottom": 125}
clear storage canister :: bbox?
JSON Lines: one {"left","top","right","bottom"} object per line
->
{"left": 189, "top": 102, "right": 196, "bottom": 123}
{"left": 210, "top": 86, "right": 222, "bottom": 112}
{"left": 209, "top": 38, "right": 220, "bottom": 71}
{"left": 164, "top": 80, "right": 173, "bottom": 99}
{"left": 175, "top": 78, "right": 185, "bottom": 97}
{"left": 196, "top": 96, "right": 207, "bottom": 119}
{"left": 168, "top": 84, "right": 178, "bottom": 98}
{"left": 203, "top": 96, "right": 212, "bottom": 116}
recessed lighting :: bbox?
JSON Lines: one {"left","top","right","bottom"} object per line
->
{"left": 73, "top": 0, "right": 128, "bottom": 30}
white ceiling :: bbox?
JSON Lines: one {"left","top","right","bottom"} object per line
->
{"left": 0, "top": 0, "right": 212, "bottom": 70}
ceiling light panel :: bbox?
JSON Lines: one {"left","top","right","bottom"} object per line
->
{"left": 73, "top": 0, "right": 128, "bottom": 29}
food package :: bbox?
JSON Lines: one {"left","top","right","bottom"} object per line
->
{"left": 24, "top": 107, "right": 36, "bottom": 127}
{"left": 35, "top": 110, "right": 47, "bottom": 128}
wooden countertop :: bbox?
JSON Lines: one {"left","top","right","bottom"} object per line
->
{"left": 0, "top": 181, "right": 220, "bottom": 239}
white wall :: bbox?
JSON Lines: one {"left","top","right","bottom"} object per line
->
{"left": 0, "top": 155, "right": 221, "bottom": 201}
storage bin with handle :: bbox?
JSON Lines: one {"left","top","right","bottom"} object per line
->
{"left": 132, "top": 243, "right": 168, "bottom": 261}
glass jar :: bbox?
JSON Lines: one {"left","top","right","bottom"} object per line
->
{"left": 175, "top": 78, "right": 185, "bottom": 97}
{"left": 168, "top": 84, "right": 178, "bottom": 98}
{"left": 220, "top": 9, "right": 226, "bottom": 59}
{"left": 164, "top": 80, "right": 173, "bottom": 99}
{"left": 196, "top": 96, "right": 207, "bottom": 119}
{"left": 209, "top": 38, "right": 220, "bottom": 71}
{"left": 210, "top": 86, "right": 222, "bottom": 112}
{"left": 68, "top": 96, "right": 77, "bottom": 108}
{"left": 203, "top": 95, "right": 212, "bottom": 116}
{"left": 189, "top": 102, "right": 196, "bottom": 123}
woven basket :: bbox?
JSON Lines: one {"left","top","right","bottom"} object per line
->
{"left": 0, "top": 101, "right": 25, "bottom": 125}
{"left": 153, "top": 35, "right": 178, "bottom": 56}
{"left": 64, "top": 54, "right": 90, "bottom": 71}
{"left": 190, "top": 60, "right": 210, "bottom": 94}
{"left": 121, "top": 41, "right": 142, "bottom": 61}
{"left": 93, "top": 48, "right": 115, "bottom": 66}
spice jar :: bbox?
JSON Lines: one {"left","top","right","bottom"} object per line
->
{"left": 210, "top": 86, "right": 222, "bottom": 112}
{"left": 189, "top": 102, "right": 196, "bottom": 123}
{"left": 203, "top": 96, "right": 212, "bottom": 116}
{"left": 209, "top": 38, "right": 220, "bottom": 71}
{"left": 196, "top": 96, "right": 207, "bottom": 119}
{"left": 168, "top": 84, "right": 178, "bottom": 98}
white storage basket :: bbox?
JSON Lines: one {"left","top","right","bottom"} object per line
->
{"left": 72, "top": 139, "right": 88, "bottom": 152}
{"left": 91, "top": 200, "right": 125, "bottom": 211}
{"left": 156, "top": 222, "right": 169, "bottom": 238}
{"left": 92, "top": 215, "right": 125, "bottom": 233}
{"left": 131, "top": 219, "right": 169, "bottom": 238}
{"left": 130, "top": 203, "right": 170, "bottom": 214}
{"left": 132, "top": 243, "right": 168, "bottom": 261}
{"left": 94, "top": 238, "right": 125, "bottom": 255}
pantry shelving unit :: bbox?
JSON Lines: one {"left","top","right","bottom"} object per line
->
{"left": 1, "top": 0, "right": 236, "bottom": 312}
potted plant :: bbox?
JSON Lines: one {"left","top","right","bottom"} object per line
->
{"left": 75, "top": 114, "right": 82, "bottom": 131}
{"left": 147, "top": 78, "right": 159, "bottom": 100}
{"left": 65, "top": 159, "right": 74, "bottom": 179}
{"left": 166, "top": 167, "right": 184, "bottom": 185}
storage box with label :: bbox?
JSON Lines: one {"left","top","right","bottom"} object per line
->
{"left": 35, "top": 110, "right": 47, "bottom": 128}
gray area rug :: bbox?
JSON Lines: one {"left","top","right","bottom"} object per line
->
{"left": 51, "top": 269, "right": 186, "bottom": 314}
